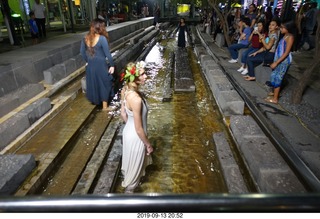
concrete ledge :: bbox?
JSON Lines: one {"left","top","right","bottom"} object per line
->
{"left": 230, "top": 115, "right": 306, "bottom": 193}
{"left": 0, "top": 98, "right": 51, "bottom": 150}
{"left": 218, "top": 91, "right": 244, "bottom": 115}
{"left": 0, "top": 154, "right": 36, "bottom": 195}
{"left": 202, "top": 64, "right": 244, "bottom": 116}
{"left": 0, "top": 84, "right": 44, "bottom": 118}
{"left": 213, "top": 132, "right": 248, "bottom": 193}
{"left": 194, "top": 45, "right": 207, "bottom": 57}
{"left": 43, "top": 64, "right": 67, "bottom": 85}
{"left": 255, "top": 64, "right": 272, "bottom": 85}
{"left": 0, "top": 113, "right": 30, "bottom": 150}
{"left": 19, "top": 98, "right": 51, "bottom": 125}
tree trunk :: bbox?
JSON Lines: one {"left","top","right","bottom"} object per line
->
{"left": 208, "top": 0, "right": 231, "bottom": 46}
{"left": 291, "top": 12, "right": 320, "bottom": 104}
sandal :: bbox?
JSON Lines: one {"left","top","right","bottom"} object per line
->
{"left": 264, "top": 98, "right": 278, "bottom": 104}
{"left": 245, "top": 77, "right": 256, "bottom": 81}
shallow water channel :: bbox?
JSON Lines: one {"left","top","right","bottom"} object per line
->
{"left": 113, "top": 36, "right": 232, "bottom": 194}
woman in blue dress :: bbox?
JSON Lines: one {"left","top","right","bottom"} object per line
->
{"left": 80, "top": 18, "right": 115, "bottom": 110}
{"left": 265, "top": 21, "right": 295, "bottom": 104}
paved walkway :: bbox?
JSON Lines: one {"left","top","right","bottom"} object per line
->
{"left": 197, "top": 26, "right": 320, "bottom": 190}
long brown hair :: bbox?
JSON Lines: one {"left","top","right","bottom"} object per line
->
{"left": 85, "top": 18, "right": 110, "bottom": 56}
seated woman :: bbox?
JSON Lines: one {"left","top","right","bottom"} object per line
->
{"left": 227, "top": 16, "right": 252, "bottom": 63}
{"left": 243, "top": 17, "right": 281, "bottom": 81}
{"left": 237, "top": 20, "right": 267, "bottom": 75}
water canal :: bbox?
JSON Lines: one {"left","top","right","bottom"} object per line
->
{"left": 113, "top": 34, "right": 233, "bottom": 193}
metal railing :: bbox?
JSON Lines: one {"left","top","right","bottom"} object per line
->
{"left": 1, "top": 193, "right": 320, "bottom": 212}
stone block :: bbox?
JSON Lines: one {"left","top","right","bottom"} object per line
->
{"left": 206, "top": 67, "right": 225, "bottom": 77}
{"left": 20, "top": 98, "right": 51, "bottom": 125}
{"left": 0, "top": 113, "right": 30, "bottom": 150}
{"left": 12, "top": 61, "right": 41, "bottom": 85}
{"left": 0, "top": 84, "right": 44, "bottom": 117}
{"left": 213, "top": 132, "right": 248, "bottom": 193}
{"left": 258, "top": 168, "right": 306, "bottom": 193}
{"left": 218, "top": 90, "right": 244, "bottom": 115}
{"left": 230, "top": 115, "right": 306, "bottom": 193}
{"left": 0, "top": 65, "right": 18, "bottom": 97}
{"left": 230, "top": 115, "right": 265, "bottom": 142}
{"left": 0, "top": 154, "right": 36, "bottom": 195}
{"left": 43, "top": 64, "right": 67, "bottom": 85}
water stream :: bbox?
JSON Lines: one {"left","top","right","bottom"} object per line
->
{"left": 113, "top": 35, "right": 230, "bottom": 193}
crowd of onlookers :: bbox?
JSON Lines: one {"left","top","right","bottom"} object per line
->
{"left": 201, "top": 2, "right": 318, "bottom": 52}
{"left": 201, "top": 2, "right": 318, "bottom": 104}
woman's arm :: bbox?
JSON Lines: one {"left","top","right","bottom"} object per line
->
{"left": 270, "top": 36, "right": 294, "bottom": 69}
{"left": 120, "top": 88, "right": 128, "bottom": 122}
{"left": 100, "top": 36, "right": 115, "bottom": 74}
{"left": 129, "top": 93, "right": 153, "bottom": 155}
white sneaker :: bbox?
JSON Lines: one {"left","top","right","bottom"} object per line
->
{"left": 228, "top": 59, "right": 238, "bottom": 63}
{"left": 237, "top": 66, "right": 245, "bottom": 72}
{"left": 241, "top": 68, "right": 248, "bottom": 75}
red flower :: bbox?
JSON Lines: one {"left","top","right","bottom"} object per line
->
{"left": 130, "top": 66, "right": 136, "bottom": 75}
{"left": 120, "top": 72, "right": 125, "bottom": 81}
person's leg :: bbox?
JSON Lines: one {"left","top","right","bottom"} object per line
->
{"left": 41, "top": 18, "right": 46, "bottom": 37}
{"left": 35, "top": 18, "right": 42, "bottom": 37}
{"left": 272, "top": 87, "right": 280, "bottom": 103}
{"left": 246, "top": 52, "right": 265, "bottom": 77}
{"left": 228, "top": 43, "right": 246, "bottom": 60}
{"left": 241, "top": 47, "right": 257, "bottom": 66}
{"left": 102, "top": 101, "right": 108, "bottom": 109}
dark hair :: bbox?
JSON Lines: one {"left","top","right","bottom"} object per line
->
{"left": 271, "top": 16, "right": 281, "bottom": 27}
{"left": 281, "top": 21, "right": 296, "bottom": 34}
{"left": 29, "top": 11, "right": 35, "bottom": 17}
{"left": 241, "top": 17, "right": 251, "bottom": 26}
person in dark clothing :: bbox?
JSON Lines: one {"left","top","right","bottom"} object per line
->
{"left": 175, "top": 18, "right": 188, "bottom": 48}
{"left": 28, "top": 11, "right": 39, "bottom": 45}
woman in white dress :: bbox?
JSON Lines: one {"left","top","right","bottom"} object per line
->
{"left": 120, "top": 61, "right": 153, "bottom": 193}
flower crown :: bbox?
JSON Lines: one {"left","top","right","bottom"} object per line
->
{"left": 120, "top": 61, "right": 146, "bottom": 83}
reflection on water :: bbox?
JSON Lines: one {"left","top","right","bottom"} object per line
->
{"left": 114, "top": 37, "right": 228, "bottom": 193}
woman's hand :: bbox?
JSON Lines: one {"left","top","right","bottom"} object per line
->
{"left": 249, "top": 52, "right": 257, "bottom": 57}
{"left": 108, "top": 66, "right": 115, "bottom": 74}
{"left": 146, "top": 145, "right": 153, "bottom": 155}
{"left": 270, "top": 62, "right": 277, "bottom": 69}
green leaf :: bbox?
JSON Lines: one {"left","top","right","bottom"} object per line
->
{"left": 130, "top": 75, "right": 135, "bottom": 82}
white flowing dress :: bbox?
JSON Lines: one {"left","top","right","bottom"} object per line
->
{"left": 121, "top": 91, "right": 152, "bottom": 190}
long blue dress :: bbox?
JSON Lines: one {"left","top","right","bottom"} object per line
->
{"left": 80, "top": 35, "right": 114, "bottom": 105}
{"left": 270, "top": 36, "right": 292, "bottom": 88}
